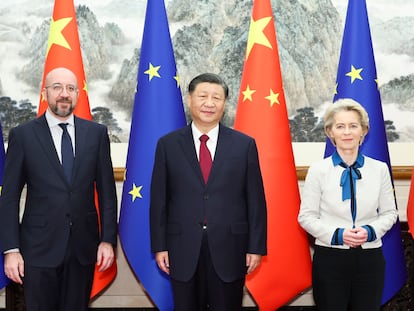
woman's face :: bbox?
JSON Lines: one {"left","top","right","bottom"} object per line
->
{"left": 327, "top": 110, "right": 365, "bottom": 153}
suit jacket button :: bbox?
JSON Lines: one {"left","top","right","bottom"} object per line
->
{"left": 203, "top": 193, "right": 209, "bottom": 200}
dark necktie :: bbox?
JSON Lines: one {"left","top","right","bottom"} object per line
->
{"left": 59, "top": 123, "right": 74, "bottom": 183}
{"left": 199, "top": 134, "right": 212, "bottom": 183}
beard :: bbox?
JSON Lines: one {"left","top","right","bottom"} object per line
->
{"left": 51, "top": 100, "right": 75, "bottom": 118}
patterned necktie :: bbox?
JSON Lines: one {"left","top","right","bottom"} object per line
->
{"left": 199, "top": 134, "right": 212, "bottom": 183}
{"left": 59, "top": 123, "right": 74, "bottom": 183}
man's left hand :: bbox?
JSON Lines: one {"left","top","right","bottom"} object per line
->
{"left": 246, "top": 254, "right": 262, "bottom": 274}
{"left": 96, "top": 242, "right": 115, "bottom": 272}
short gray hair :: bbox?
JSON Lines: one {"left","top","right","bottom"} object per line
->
{"left": 324, "top": 98, "right": 370, "bottom": 144}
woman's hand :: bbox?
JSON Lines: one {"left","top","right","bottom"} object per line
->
{"left": 343, "top": 227, "right": 368, "bottom": 248}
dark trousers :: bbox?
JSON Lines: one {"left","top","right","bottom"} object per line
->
{"left": 171, "top": 230, "right": 245, "bottom": 311}
{"left": 23, "top": 236, "right": 95, "bottom": 311}
{"left": 312, "top": 245, "right": 385, "bottom": 311}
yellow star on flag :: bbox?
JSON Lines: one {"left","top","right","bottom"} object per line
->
{"left": 174, "top": 75, "right": 180, "bottom": 88}
{"left": 346, "top": 65, "right": 363, "bottom": 83}
{"left": 242, "top": 85, "right": 256, "bottom": 102}
{"left": 129, "top": 183, "right": 143, "bottom": 202}
{"left": 47, "top": 17, "right": 73, "bottom": 56}
{"left": 83, "top": 80, "right": 88, "bottom": 94}
{"left": 265, "top": 89, "right": 280, "bottom": 107}
{"left": 144, "top": 63, "right": 161, "bottom": 81}
{"left": 246, "top": 16, "right": 273, "bottom": 60}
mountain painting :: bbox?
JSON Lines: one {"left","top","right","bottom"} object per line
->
{"left": 0, "top": 0, "right": 413, "bottom": 143}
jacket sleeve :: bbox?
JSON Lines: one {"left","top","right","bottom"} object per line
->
{"left": 0, "top": 127, "right": 26, "bottom": 252}
{"left": 149, "top": 138, "right": 168, "bottom": 253}
{"left": 246, "top": 139, "right": 267, "bottom": 255}
{"left": 95, "top": 125, "right": 118, "bottom": 247}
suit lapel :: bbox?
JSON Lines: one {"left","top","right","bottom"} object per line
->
{"left": 177, "top": 124, "right": 234, "bottom": 186}
{"left": 208, "top": 124, "right": 233, "bottom": 185}
{"left": 33, "top": 115, "right": 67, "bottom": 182}
{"left": 178, "top": 125, "right": 205, "bottom": 185}
{"left": 72, "top": 117, "right": 89, "bottom": 183}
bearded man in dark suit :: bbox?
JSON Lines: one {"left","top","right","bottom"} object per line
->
{"left": 0, "top": 67, "right": 117, "bottom": 311}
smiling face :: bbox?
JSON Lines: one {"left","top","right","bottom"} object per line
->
{"left": 42, "top": 67, "right": 79, "bottom": 120}
{"left": 187, "top": 82, "right": 226, "bottom": 133}
{"left": 327, "top": 110, "right": 366, "bottom": 154}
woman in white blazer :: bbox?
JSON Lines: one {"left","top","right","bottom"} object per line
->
{"left": 298, "top": 98, "right": 397, "bottom": 311}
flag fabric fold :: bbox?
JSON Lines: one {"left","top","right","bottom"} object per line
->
{"left": 0, "top": 121, "right": 10, "bottom": 290}
{"left": 234, "top": 0, "right": 312, "bottom": 309}
{"left": 39, "top": 0, "right": 115, "bottom": 298}
{"left": 118, "top": 0, "right": 186, "bottom": 310}
{"left": 407, "top": 171, "right": 414, "bottom": 238}
{"left": 325, "top": 0, "right": 406, "bottom": 304}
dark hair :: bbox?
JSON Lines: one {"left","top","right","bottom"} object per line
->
{"left": 188, "top": 73, "right": 229, "bottom": 99}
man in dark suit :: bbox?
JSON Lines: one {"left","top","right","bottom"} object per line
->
{"left": 0, "top": 67, "right": 117, "bottom": 311}
{"left": 150, "top": 73, "right": 267, "bottom": 310}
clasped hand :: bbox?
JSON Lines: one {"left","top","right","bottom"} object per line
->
{"left": 343, "top": 227, "right": 368, "bottom": 248}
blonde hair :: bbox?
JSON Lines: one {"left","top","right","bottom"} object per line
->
{"left": 324, "top": 98, "right": 369, "bottom": 145}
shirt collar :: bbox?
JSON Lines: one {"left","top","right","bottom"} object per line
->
{"left": 191, "top": 123, "right": 219, "bottom": 142}
{"left": 45, "top": 109, "right": 75, "bottom": 128}
{"left": 332, "top": 150, "right": 364, "bottom": 168}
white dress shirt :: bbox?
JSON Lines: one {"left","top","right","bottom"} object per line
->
{"left": 45, "top": 109, "right": 75, "bottom": 162}
{"left": 191, "top": 123, "right": 219, "bottom": 161}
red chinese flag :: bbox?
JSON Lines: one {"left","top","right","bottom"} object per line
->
{"left": 407, "top": 170, "right": 414, "bottom": 238}
{"left": 234, "top": 0, "right": 312, "bottom": 309}
{"left": 38, "top": 0, "right": 116, "bottom": 299}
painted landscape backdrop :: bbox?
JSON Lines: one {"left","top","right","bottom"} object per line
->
{"left": 0, "top": 0, "right": 413, "bottom": 143}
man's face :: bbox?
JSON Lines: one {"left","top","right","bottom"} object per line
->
{"left": 43, "top": 68, "right": 79, "bottom": 119}
{"left": 187, "top": 82, "right": 226, "bottom": 131}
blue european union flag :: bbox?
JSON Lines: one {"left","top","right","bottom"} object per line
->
{"left": 0, "top": 121, "right": 10, "bottom": 290}
{"left": 118, "top": 0, "right": 186, "bottom": 310}
{"left": 325, "top": 0, "right": 406, "bottom": 304}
